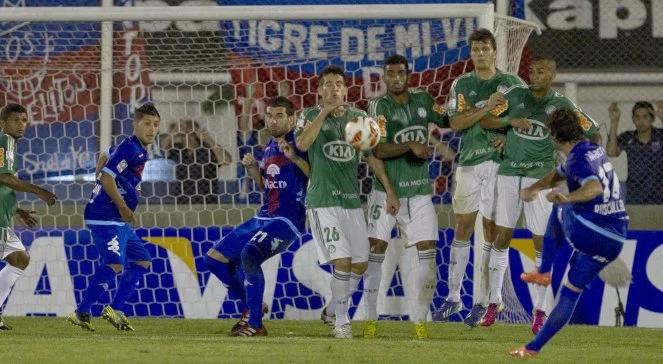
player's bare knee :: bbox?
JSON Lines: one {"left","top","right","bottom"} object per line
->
{"left": 5, "top": 250, "right": 30, "bottom": 270}
{"left": 369, "top": 238, "right": 388, "bottom": 254}
{"left": 206, "top": 248, "right": 229, "bottom": 263}
{"left": 565, "top": 282, "right": 583, "bottom": 293}
{"left": 351, "top": 261, "right": 368, "bottom": 275}
{"left": 532, "top": 235, "right": 544, "bottom": 252}
{"left": 331, "top": 258, "right": 352, "bottom": 273}
{"left": 135, "top": 260, "right": 151, "bottom": 269}
{"left": 108, "top": 264, "right": 123, "bottom": 274}
{"left": 454, "top": 213, "right": 475, "bottom": 240}
{"left": 482, "top": 217, "right": 496, "bottom": 242}
{"left": 493, "top": 226, "right": 512, "bottom": 250}
{"left": 16, "top": 250, "right": 30, "bottom": 269}
{"left": 415, "top": 240, "right": 436, "bottom": 251}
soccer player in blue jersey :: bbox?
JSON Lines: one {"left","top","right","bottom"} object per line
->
{"left": 509, "top": 108, "right": 628, "bottom": 357}
{"left": 67, "top": 103, "right": 161, "bottom": 332}
{"left": 204, "top": 96, "right": 308, "bottom": 337}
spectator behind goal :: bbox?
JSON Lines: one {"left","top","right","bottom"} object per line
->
{"left": 607, "top": 101, "right": 663, "bottom": 204}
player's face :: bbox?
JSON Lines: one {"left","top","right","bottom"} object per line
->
{"left": 265, "top": 106, "right": 293, "bottom": 137}
{"left": 318, "top": 73, "right": 347, "bottom": 106}
{"left": 383, "top": 63, "right": 409, "bottom": 96}
{"left": 529, "top": 61, "right": 555, "bottom": 92}
{"left": 632, "top": 108, "right": 654, "bottom": 133}
{"left": 1, "top": 112, "right": 29, "bottom": 139}
{"left": 470, "top": 40, "right": 496, "bottom": 70}
{"left": 134, "top": 114, "right": 160, "bottom": 146}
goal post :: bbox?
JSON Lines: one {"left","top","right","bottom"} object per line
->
{"left": 0, "top": 2, "right": 539, "bottom": 322}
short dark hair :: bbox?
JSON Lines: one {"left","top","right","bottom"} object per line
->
{"left": 0, "top": 103, "right": 27, "bottom": 122}
{"left": 384, "top": 54, "right": 409, "bottom": 73}
{"left": 135, "top": 103, "right": 160, "bottom": 121}
{"left": 469, "top": 28, "right": 496, "bottom": 50}
{"left": 269, "top": 96, "right": 295, "bottom": 116}
{"left": 632, "top": 101, "right": 655, "bottom": 119}
{"left": 549, "top": 109, "right": 585, "bottom": 143}
{"left": 319, "top": 65, "right": 345, "bottom": 85}
{"left": 530, "top": 56, "right": 557, "bottom": 72}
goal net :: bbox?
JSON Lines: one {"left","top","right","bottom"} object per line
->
{"left": 0, "top": 2, "right": 538, "bottom": 323}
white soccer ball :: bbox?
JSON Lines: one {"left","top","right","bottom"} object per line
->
{"left": 344, "top": 116, "right": 381, "bottom": 151}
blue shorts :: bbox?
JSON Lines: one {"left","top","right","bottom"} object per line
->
{"left": 551, "top": 206, "right": 627, "bottom": 289}
{"left": 560, "top": 206, "right": 627, "bottom": 262}
{"left": 213, "top": 216, "right": 301, "bottom": 264}
{"left": 87, "top": 223, "right": 151, "bottom": 266}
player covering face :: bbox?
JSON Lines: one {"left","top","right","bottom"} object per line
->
{"left": 364, "top": 54, "right": 447, "bottom": 339}
{"left": 296, "top": 65, "right": 398, "bottom": 339}
{"left": 205, "top": 96, "right": 309, "bottom": 336}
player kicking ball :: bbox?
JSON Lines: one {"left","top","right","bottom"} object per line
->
{"left": 68, "top": 103, "right": 160, "bottom": 331}
{"left": 204, "top": 97, "right": 309, "bottom": 337}
{"left": 0, "top": 104, "right": 58, "bottom": 330}
{"left": 509, "top": 109, "right": 628, "bottom": 357}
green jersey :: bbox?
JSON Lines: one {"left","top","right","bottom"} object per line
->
{"left": 448, "top": 70, "right": 525, "bottom": 166}
{"left": 498, "top": 86, "right": 600, "bottom": 178}
{"left": 295, "top": 106, "right": 367, "bottom": 209}
{"left": 0, "top": 133, "right": 18, "bottom": 228}
{"left": 368, "top": 89, "right": 448, "bottom": 198}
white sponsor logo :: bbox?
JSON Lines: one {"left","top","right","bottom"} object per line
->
{"left": 266, "top": 180, "right": 288, "bottom": 189}
{"left": 266, "top": 164, "right": 280, "bottom": 177}
{"left": 107, "top": 236, "right": 121, "bottom": 256}
{"left": 393, "top": 125, "right": 427, "bottom": 144}
{"left": 514, "top": 119, "right": 550, "bottom": 140}
{"left": 322, "top": 141, "right": 355, "bottom": 162}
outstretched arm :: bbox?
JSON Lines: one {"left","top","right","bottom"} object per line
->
{"left": 0, "top": 173, "right": 56, "bottom": 206}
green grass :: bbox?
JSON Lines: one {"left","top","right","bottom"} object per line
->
{"left": 1, "top": 317, "right": 662, "bottom": 363}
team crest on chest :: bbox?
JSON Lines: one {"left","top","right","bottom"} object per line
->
{"left": 545, "top": 105, "right": 557, "bottom": 115}
{"left": 497, "top": 85, "right": 508, "bottom": 94}
{"left": 417, "top": 107, "right": 427, "bottom": 118}
{"left": 469, "top": 90, "right": 477, "bottom": 97}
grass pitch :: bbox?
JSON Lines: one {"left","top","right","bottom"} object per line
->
{"left": 1, "top": 317, "right": 662, "bottom": 363}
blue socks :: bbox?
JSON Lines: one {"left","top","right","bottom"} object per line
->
{"left": 110, "top": 263, "right": 148, "bottom": 312}
{"left": 78, "top": 264, "right": 116, "bottom": 313}
{"left": 241, "top": 244, "right": 266, "bottom": 328}
{"left": 526, "top": 285, "right": 581, "bottom": 352}
{"left": 539, "top": 234, "right": 563, "bottom": 274}
{"left": 204, "top": 254, "right": 246, "bottom": 310}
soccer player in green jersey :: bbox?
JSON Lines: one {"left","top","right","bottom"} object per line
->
{"left": 295, "top": 65, "right": 399, "bottom": 339}
{"left": 0, "top": 104, "right": 57, "bottom": 330}
{"left": 362, "top": 54, "right": 449, "bottom": 339}
{"left": 434, "top": 28, "right": 525, "bottom": 326}
{"left": 477, "top": 57, "right": 600, "bottom": 330}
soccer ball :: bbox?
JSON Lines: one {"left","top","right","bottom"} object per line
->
{"left": 344, "top": 116, "right": 381, "bottom": 151}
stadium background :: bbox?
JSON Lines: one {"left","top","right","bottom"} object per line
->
{"left": 1, "top": 0, "right": 662, "bottom": 328}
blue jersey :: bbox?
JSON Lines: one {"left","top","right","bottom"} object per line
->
{"left": 256, "top": 131, "right": 308, "bottom": 233}
{"left": 557, "top": 140, "right": 628, "bottom": 223}
{"left": 84, "top": 135, "right": 149, "bottom": 223}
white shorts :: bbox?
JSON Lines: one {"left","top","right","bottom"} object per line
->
{"left": 452, "top": 160, "right": 499, "bottom": 219}
{"left": 495, "top": 175, "right": 552, "bottom": 236}
{"left": 1, "top": 227, "right": 26, "bottom": 260}
{"left": 367, "top": 190, "right": 438, "bottom": 247}
{"left": 308, "top": 207, "right": 369, "bottom": 265}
